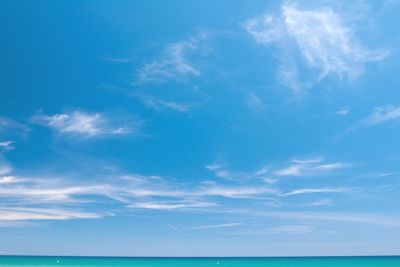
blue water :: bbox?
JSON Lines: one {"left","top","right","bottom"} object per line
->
{"left": 1, "top": 256, "right": 400, "bottom": 266}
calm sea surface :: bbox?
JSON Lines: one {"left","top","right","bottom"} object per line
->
{"left": 0, "top": 256, "right": 400, "bottom": 266}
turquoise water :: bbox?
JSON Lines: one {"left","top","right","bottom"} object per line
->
{"left": 1, "top": 256, "right": 400, "bottom": 267}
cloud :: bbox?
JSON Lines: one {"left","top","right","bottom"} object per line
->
{"left": 336, "top": 108, "right": 350, "bottom": 116}
{"left": 0, "top": 141, "right": 15, "bottom": 153}
{"left": 247, "top": 93, "right": 266, "bottom": 112}
{"left": 0, "top": 207, "right": 101, "bottom": 221}
{"left": 167, "top": 223, "right": 191, "bottom": 237}
{"left": 282, "top": 187, "right": 349, "bottom": 196}
{"left": 130, "top": 200, "right": 217, "bottom": 211}
{"left": 204, "top": 164, "right": 232, "bottom": 179}
{"left": 199, "top": 183, "right": 278, "bottom": 198}
{"left": 274, "top": 158, "right": 349, "bottom": 176}
{"left": 204, "top": 163, "right": 271, "bottom": 181}
{"left": 0, "top": 169, "right": 280, "bottom": 224}
{"left": 0, "top": 117, "right": 30, "bottom": 135}
{"left": 0, "top": 155, "right": 354, "bottom": 225}
{"left": 136, "top": 33, "right": 206, "bottom": 84}
{"left": 267, "top": 225, "right": 311, "bottom": 234}
{"left": 0, "top": 164, "right": 12, "bottom": 176}
{"left": 360, "top": 106, "right": 400, "bottom": 126}
{"left": 302, "top": 198, "right": 334, "bottom": 207}
{"left": 138, "top": 95, "right": 190, "bottom": 112}
{"left": 0, "top": 176, "right": 27, "bottom": 185}
{"left": 31, "top": 110, "right": 139, "bottom": 138}
{"left": 100, "top": 56, "right": 130, "bottom": 63}
{"left": 270, "top": 211, "right": 400, "bottom": 227}
{"left": 0, "top": 141, "right": 16, "bottom": 177}
{"left": 244, "top": 3, "right": 388, "bottom": 92}
{"left": 193, "top": 222, "right": 243, "bottom": 230}
{"left": 0, "top": 152, "right": 12, "bottom": 176}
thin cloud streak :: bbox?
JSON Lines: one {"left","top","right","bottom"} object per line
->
{"left": 228, "top": 210, "right": 400, "bottom": 227}
{"left": 282, "top": 187, "right": 349, "bottom": 196}
{"left": 137, "top": 95, "right": 190, "bottom": 112}
{"left": 193, "top": 222, "right": 243, "bottom": 230}
{"left": 168, "top": 224, "right": 191, "bottom": 237}
{"left": 274, "top": 158, "right": 349, "bottom": 176}
{"left": 0, "top": 207, "right": 102, "bottom": 221}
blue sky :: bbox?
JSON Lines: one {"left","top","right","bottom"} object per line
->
{"left": 1, "top": 0, "right": 400, "bottom": 256}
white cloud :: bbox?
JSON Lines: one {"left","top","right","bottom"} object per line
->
{"left": 248, "top": 211, "right": 400, "bottom": 227}
{"left": 274, "top": 158, "right": 349, "bottom": 176}
{"left": 0, "top": 156, "right": 12, "bottom": 176}
{"left": 0, "top": 169, "right": 282, "bottom": 224}
{"left": 244, "top": 3, "right": 388, "bottom": 92}
{"left": 360, "top": 106, "right": 400, "bottom": 125}
{"left": 0, "top": 156, "right": 354, "bottom": 225}
{"left": 0, "top": 117, "right": 30, "bottom": 135}
{"left": 282, "top": 187, "right": 348, "bottom": 196}
{"left": 303, "top": 198, "right": 334, "bottom": 207}
{"left": 205, "top": 164, "right": 224, "bottom": 171}
{"left": 204, "top": 163, "right": 271, "bottom": 181}
{"left": 0, "top": 176, "right": 26, "bottom": 185}
{"left": 130, "top": 200, "right": 217, "bottom": 211}
{"left": 267, "top": 225, "right": 311, "bottom": 234}
{"left": 0, "top": 207, "right": 101, "bottom": 221}
{"left": 0, "top": 164, "right": 12, "bottom": 176}
{"left": 0, "top": 141, "right": 15, "bottom": 152}
{"left": 193, "top": 222, "right": 243, "bottom": 230}
{"left": 199, "top": 183, "right": 278, "bottom": 198}
{"left": 136, "top": 33, "right": 206, "bottom": 84}
{"left": 138, "top": 95, "right": 190, "bottom": 112}
{"left": 31, "top": 111, "right": 139, "bottom": 138}
{"left": 336, "top": 108, "right": 350, "bottom": 116}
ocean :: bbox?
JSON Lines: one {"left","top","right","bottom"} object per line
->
{"left": 0, "top": 256, "right": 400, "bottom": 266}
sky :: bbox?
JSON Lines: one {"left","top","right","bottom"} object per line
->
{"left": 1, "top": 0, "right": 400, "bottom": 257}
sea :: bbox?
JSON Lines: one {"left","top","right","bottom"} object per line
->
{"left": 0, "top": 256, "right": 400, "bottom": 266}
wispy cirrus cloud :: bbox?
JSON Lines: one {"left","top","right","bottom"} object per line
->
{"left": 274, "top": 158, "right": 349, "bottom": 177}
{"left": 31, "top": 110, "right": 140, "bottom": 138}
{"left": 0, "top": 153, "right": 355, "bottom": 225}
{"left": 0, "top": 117, "right": 30, "bottom": 136}
{"left": 0, "top": 207, "right": 102, "bottom": 221}
{"left": 244, "top": 3, "right": 388, "bottom": 92}
{"left": 247, "top": 93, "right": 266, "bottom": 112}
{"left": 0, "top": 141, "right": 15, "bottom": 153}
{"left": 130, "top": 200, "right": 217, "bottom": 211}
{"left": 192, "top": 222, "right": 243, "bottom": 230}
{"left": 136, "top": 33, "right": 207, "bottom": 84}
{"left": 0, "top": 163, "right": 12, "bottom": 176}
{"left": 249, "top": 211, "right": 400, "bottom": 227}
{"left": 282, "top": 187, "right": 349, "bottom": 196}
{"left": 0, "top": 170, "right": 276, "bottom": 223}
{"left": 360, "top": 106, "right": 400, "bottom": 126}
{"left": 204, "top": 163, "right": 270, "bottom": 181}
{"left": 267, "top": 225, "right": 312, "bottom": 235}
{"left": 137, "top": 95, "right": 190, "bottom": 112}
{"left": 302, "top": 198, "right": 334, "bottom": 207}
{"left": 0, "top": 143, "right": 13, "bottom": 176}
{"left": 336, "top": 108, "right": 350, "bottom": 116}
